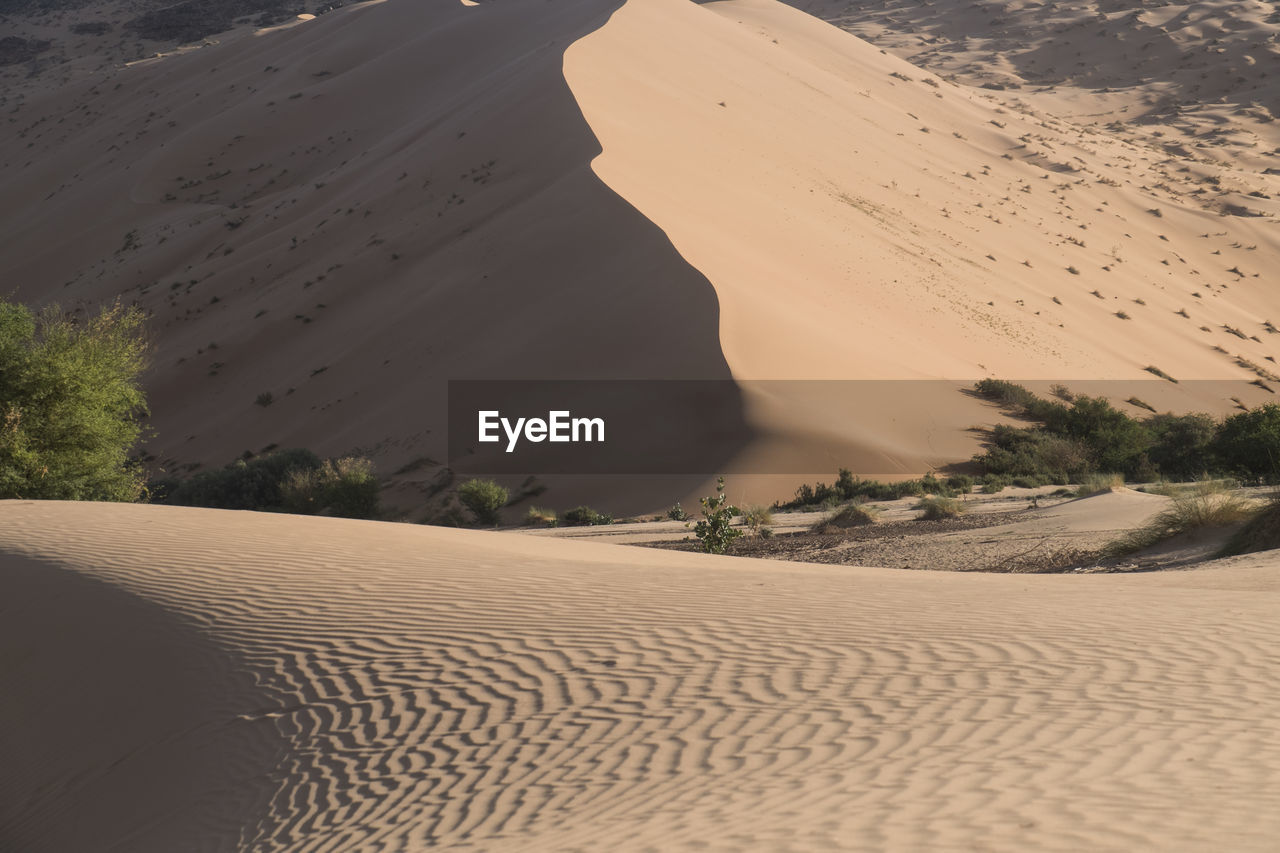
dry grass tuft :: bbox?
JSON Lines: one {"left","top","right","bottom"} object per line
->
{"left": 1105, "top": 484, "right": 1257, "bottom": 557}
{"left": 814, "top": 503, "right": 879, "bottom": 532}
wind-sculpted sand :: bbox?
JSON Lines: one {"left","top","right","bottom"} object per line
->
{"left": 2, "top": 500, "right": 1278, "bottom": 851}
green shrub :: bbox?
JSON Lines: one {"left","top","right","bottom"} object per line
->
{"left": 164, "top": 448, "right": 322, "bottom": 510}
{"left": 0, "top": 300, "right": 149, "bottom": 501}
{"left": 281, "top": 456, "right": 380, "bottom": 519}
{"left": 667, "top": 501, "right": 689, "bottom": 521}
{"left": 916, "top": 495, "right": 966, "bottom": 520}
{"left": 1212, "top": 404, "right": 1280, "bottom": 482}
{"left": 814, "top": 503, "right": 879, "bottom": 532}
{"left": 945, "top": 474, "right": 975, "bottom": 494}
{"left": 457, "top": 478, "right": 509, "bottom": 526}
{"left": 692, "top": 476, "right": 741, "bottom": 554}
{"left": 981, "top": 474, "right": 1010, "bottom": 493}
{"left": 562, "top": 505, "right": 612, "bottom": 526}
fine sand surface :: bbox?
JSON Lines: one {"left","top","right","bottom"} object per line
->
{"left": 4, "top": 0, "right": 1280, "bottom": 515}
{"left": 3, "top": 500, "right": 1279, "bottom": 850}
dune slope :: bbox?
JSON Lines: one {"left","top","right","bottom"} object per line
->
{"left": 2, "top": 500, "right": 1278, "bottom": 850}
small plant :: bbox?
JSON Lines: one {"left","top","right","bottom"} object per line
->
{"left": 741, "top": 504, "right": 774, "bottom": 536}
{"left": 562, "top": 505, "right": 612, "bottom": 526}
{"left": 916, "top": 496, "right": 965, "bottom": 520}
{"left": 255, "top": 391, "right": 274, "bottom": 407}
{"left": 691, "top": 476, "right": 741, "bottom": 554}
{"left": 457, "top": 478, "right": 509, "bottom": 526}
{"left": 523, "top": 506, "right": 557, "bottom": 526}
{"left": 667, "top": 501, "right": 689, "bottom": 521}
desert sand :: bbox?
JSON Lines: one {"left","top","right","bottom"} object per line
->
{"left": 3, "top": 0, "right": 1279, "bottom": 513}
{"left": 0, "top": 494, "right": 1274, "bottom": 845}
{"left": 2, "top": 499, "right": 1278, "bottom": 851}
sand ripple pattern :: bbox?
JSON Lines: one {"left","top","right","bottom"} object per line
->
{"left": 2, "top": 502, "right": 1278, "bottom": 851}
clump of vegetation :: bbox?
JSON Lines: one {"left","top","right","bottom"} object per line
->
{"left": 692, "top": 476, "right": 741, "bottom": 554}
{"left": 1, "top": 300, "right": 148, "bottom": 501}
{"left": 1211, "top": 404, "right": 1280, "bottom": 482}
{"left": 156, "top": 449, "right": 380, "bottom": 518}
{"left": 916, "top": 495, "right": 966, "bottom": 520}
{"left": 562, "top": 505, "right": 613, "bottom": 526}
{"left": 780, "top": 468, "right": 960, "bottom": 509}
{"left": 1105, "top": 483, "right": 1256, "bottom": 556}
{"left": 1077, "top": 472, "right": 1123, "bottom": 497}
{"left": 280, "top": 457, "right": 380, "bottom": 519}
{"left": 667, "top": 501, "right": 689, "bottom": 521}
{"left": 523, "top": 505, "right": 557, "bottom": 527}
{"left": 741, "top": 504, "right": 773, "bottom": 537}
{"left": 814, "top": 502, "right": 879, "bottom": 532}
{"left": 457, "top": 478, "right": 509, "bottom": 526}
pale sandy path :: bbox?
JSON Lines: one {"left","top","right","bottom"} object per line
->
{"left": 2, "top": 501, "right": 1277, "bottom": 851}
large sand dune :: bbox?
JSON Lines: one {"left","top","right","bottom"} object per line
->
{"left": 4, "top": 0, "right": 1280, "bottom": 514}
{"left": 2, "top": 500, "right": 1278, "bottom": 850}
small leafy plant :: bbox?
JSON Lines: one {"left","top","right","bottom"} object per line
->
{"left": 691, "top": 476, "right": 741, "bottom": 554}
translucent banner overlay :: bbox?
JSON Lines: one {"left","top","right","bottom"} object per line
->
{"left": 447, "top": 379, "right": 1270, "bottom": 475}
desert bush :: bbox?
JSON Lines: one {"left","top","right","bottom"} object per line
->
{"left": 945, "top": 474, "right": 975, "bottom": 494}
{"left": 916, "top": 495, "right": 965, "bottom": 520}
{"left": 692, "top": 476, "right": 741, "bottom": 554}
{"left": 524, "top": 505, "right": 557, "bottom": 526}
{"left": 1077, "top": 472, "right": 1123, "bottom": 497}
{"left": 814, "top": 503, "right": 879, "bottom": 532}
{"left": 562, "top": 505, "right": 612, "bottom": 526}
{"left": 164, "top": 448, "right": 322, "bottom": 510}
{"left": 0, "top": 300, "right": 148, "bottom": 501}
{"left": 1146, "top": 412, "right": 1218, "bottom": 481}
{"left": 981, "top": 473, "right": 1010, "bottom": 493}
{"left": 457, "top": 478, "right": 509, "bottom": 526}
{"left": 1106, "top": 485, "right": 1256, "bottom": 556}
{"left": 281, "top": 456, "right": 379, "bottom": 519}
{"left": 667, "top": 501, "right": 689, "bottom": 521}
{"left": 1211, "top": 404, "right": 1280, "bottom": 482}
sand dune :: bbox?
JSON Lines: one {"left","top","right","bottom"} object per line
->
{"left": 4, "top": 0, "right": 1280, "bottom": 514}
{"left": 2, "top": 500, "right": 1278, "bottom": 850}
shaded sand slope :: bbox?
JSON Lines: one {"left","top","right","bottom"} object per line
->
{"left": 3, "top": 501, "right": 1278, "bottom": 850}
{"left": 0, "top": 0, "right": 737, "bottom": 489}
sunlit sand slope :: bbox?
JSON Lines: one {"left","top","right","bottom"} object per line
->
{"left": 2, "top": 500, "right": 1277, "bottom": 850}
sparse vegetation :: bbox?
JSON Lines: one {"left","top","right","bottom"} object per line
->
{"left": 667, "top": 501, "right": 689, "bottom": 521}
{"left": 280, "top": 457, "right": 380, "bottom": 519}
